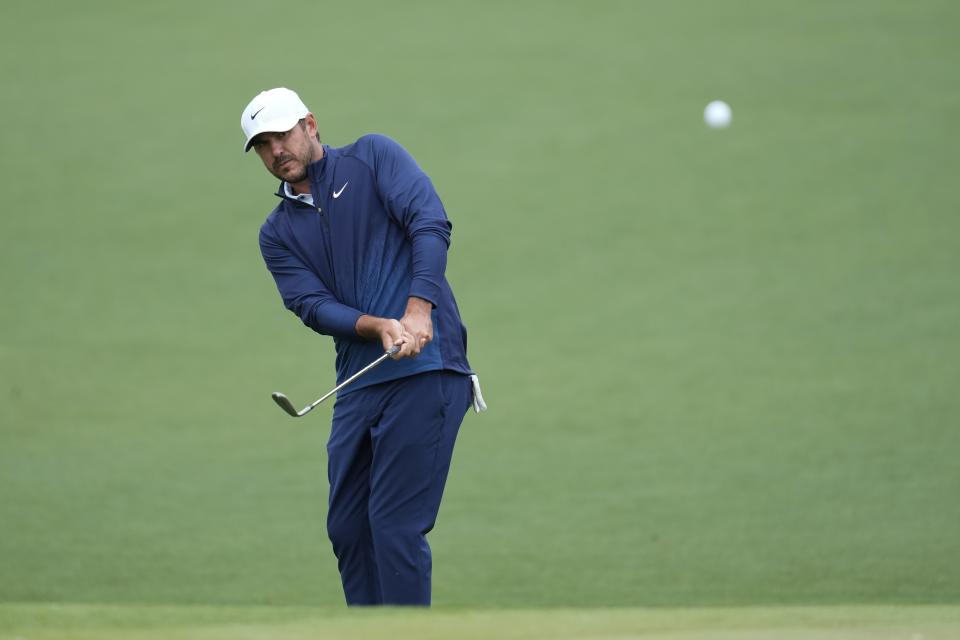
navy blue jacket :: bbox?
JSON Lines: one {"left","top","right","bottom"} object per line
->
{"left": 259, "top": 134, "right": 471, "bottom": 394}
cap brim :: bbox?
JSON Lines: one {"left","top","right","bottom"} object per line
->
{"left": 243, "top": 116, "right": 301, "bottom": 152}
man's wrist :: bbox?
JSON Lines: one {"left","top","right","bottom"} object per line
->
{"left": 405, "top": 296, "right": 433, "bottom": 315}
{"left": 355, "top": 314, "right": 384, "bottom": 340}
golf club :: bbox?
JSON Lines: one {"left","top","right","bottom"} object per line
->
{"left": 272, "top": 345, "right": 400, "bottom": 418}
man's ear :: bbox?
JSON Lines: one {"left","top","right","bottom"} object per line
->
{"left": 303, "top": 113, "right": 320, "bottom": 139}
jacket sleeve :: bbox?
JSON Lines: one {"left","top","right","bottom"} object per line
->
{"left": 369, "top": 135, "right": 451, "bottom": 307}
{"left": 259, "top": 221, "right": 363, "bottom": 340}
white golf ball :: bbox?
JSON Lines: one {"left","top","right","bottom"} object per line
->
{"left": 704, "top": 100, "right": 732, "bottom": 128}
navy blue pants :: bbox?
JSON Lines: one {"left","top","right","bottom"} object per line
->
{"left": 326, "top": 370, "right": 471, "bottom": 606}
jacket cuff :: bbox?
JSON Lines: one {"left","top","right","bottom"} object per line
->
{"left": 408, "top": 280, "right": 441, "bottom": 308}
{"left": 319, "top": 306, "right": 365, "bottom": 339}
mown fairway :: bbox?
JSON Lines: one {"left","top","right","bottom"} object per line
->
{"left": 1, "top": 605, "right": 960, "bottom": 640}
{"left": 1, "top": 0, "right": 958, "bottom": 637}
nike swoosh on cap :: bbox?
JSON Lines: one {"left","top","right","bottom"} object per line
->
{"left": 251, "top": 106, "right": 266, "bottom": 120}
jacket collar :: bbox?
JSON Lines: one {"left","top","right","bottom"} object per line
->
{"left": 307, "top": 144, "right": 333, "bottom": 184}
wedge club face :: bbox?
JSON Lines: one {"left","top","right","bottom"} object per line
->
{"left": 271, "top": 392, "right": 303, "bottom": 417}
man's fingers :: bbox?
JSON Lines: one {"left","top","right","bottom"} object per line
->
{"left": 397, "top": 331, "right": 420, "bottom": 358}
{"left": 400, "top": 314, "right": 433, "bottom": 346}
{"left": 406, "top": 332, "right": 429, "bottom": 357}
{"left": 388, "top": 334, "right": 407, "bottom": 358}
{"left": 405, "top": 332, "right": 419, "bottom": 357}
{"left": 381, "top": 318, "right": 425, "bottom": 359}
{"left": 378, "top": 319, "right": 408, "bottom": 357}
{"left": 384, "top": 335, "right": 401, "bottom": 355}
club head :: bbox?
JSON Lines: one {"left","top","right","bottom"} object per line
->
{"left": 271, "top": 392, "right": 302, "bottom": 417}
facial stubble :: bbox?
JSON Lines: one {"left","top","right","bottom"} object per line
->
{"left": 270, "top": 125, "right": 316, "bottom": 184}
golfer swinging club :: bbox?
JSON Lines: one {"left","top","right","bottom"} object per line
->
{"left": 241, "top": 88, "right": 484, "bottom": 606}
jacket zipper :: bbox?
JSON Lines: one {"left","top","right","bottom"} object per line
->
{"left": 315, "top": 194, "right": 337, "bottom": 292}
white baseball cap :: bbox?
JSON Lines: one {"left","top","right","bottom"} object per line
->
{"left": 240, "top": 88, "right": 309, "bottom": 152}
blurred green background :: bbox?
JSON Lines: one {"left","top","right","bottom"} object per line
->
{"left": 1, "top": 0, "right": 958, "bottom": 614}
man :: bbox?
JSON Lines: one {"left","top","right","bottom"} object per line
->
{"left": 241, "top": 87, "right": 484, "bottom": 606}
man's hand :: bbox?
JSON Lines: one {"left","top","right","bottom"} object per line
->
{"left": 355, "top": 315, "right": 417, "bottom": 359}
{"left": 400, "top": 297, "right": 433, "bottom": 356}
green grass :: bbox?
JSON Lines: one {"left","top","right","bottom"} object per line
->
{"left": 1, "top": 604, "right": 959, "bottom": 640}
{"left": 1, "top": 0, "right": 959, "bottom": 622}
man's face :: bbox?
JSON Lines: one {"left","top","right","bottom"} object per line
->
{"left": 251, "top": 120, "right": 316, "bottom": 184}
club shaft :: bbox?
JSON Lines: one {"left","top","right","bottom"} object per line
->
{"left": 301, "top": 348, "right": 396, "bottom": 414}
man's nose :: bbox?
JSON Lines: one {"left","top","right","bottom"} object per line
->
{"left": 269, "top": 138, "right": 285, "bottom": 156}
